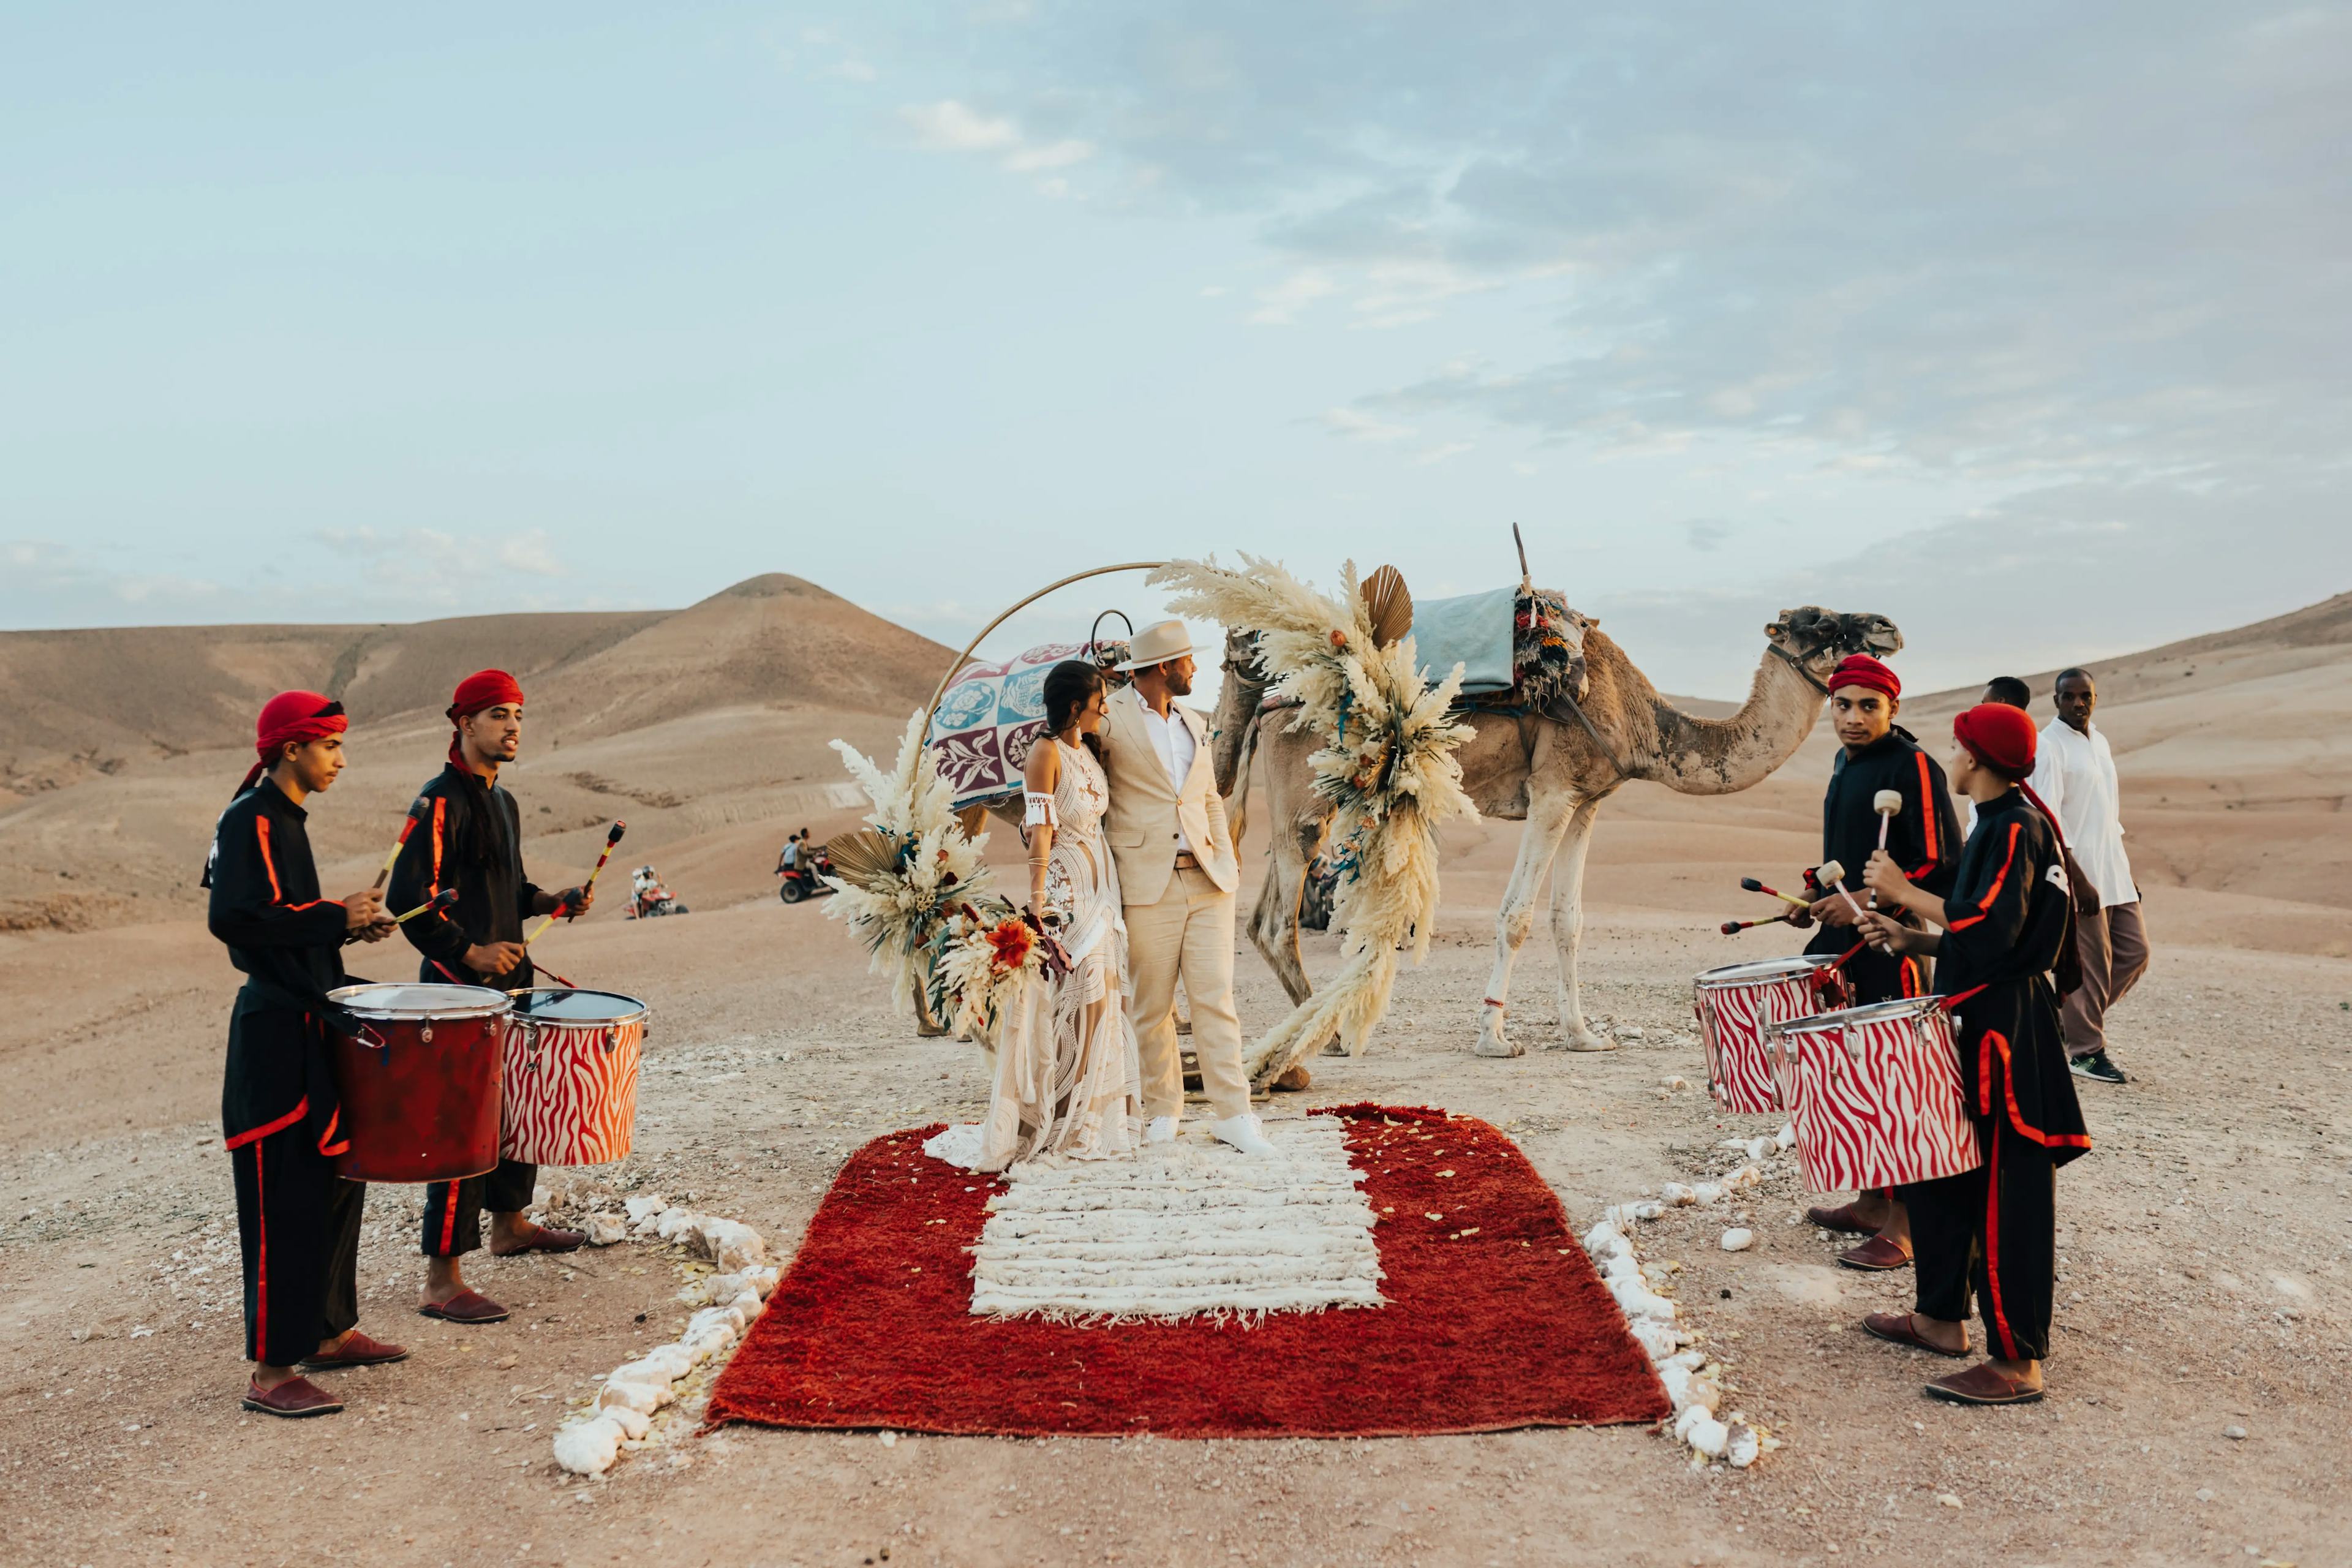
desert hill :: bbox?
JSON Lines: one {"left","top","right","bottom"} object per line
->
{"left": 0, "top": 576, "right": 960, "bottom": 933}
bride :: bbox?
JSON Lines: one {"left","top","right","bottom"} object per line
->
{"left": 927, "top": 660, "right": 1142, "bottom": 1171}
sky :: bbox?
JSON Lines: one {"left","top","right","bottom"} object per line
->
{"left": 4, "top": 3, "right": 2346, "bottom": 696}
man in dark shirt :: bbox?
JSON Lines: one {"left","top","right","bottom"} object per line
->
{"left": 1859, "top": 703, "right": 2089, "bottom": 1406}
{"left": 204, "top": 690, "right": 405, "bottom": 1417}
{"left": 388, "top": 669, "right": 592, "bottom": 1324}
{"left": 1789, "top": 654, "right": 1963, "bottom": 1270}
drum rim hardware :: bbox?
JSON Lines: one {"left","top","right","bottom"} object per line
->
{"left": 1694, "top": 954, "right": 1839, "bottom": 990}
{"left": 327, "top": 981, "right": 511, "bottom": 1023}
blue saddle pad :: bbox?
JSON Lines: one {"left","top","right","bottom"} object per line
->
{"left": 1409, "top": 587, "right": 1519, "bottom": 693}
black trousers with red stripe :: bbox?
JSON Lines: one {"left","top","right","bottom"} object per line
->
{"left": 1902, "top": 1114, "right": 2057, "bottom": 1362}
{"left": 420, "top": 1157, "right": 537, "bottom": 1258}
{"left": 230, "top": 1123, "right": 364, "bottom": 1366}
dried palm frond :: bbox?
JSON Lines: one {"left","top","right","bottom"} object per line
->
{"left": 1360, "top": 564, "right": 1412, "bottom": 649}
{"left": 822, "top": 829, "right": 900, "bottom": 892}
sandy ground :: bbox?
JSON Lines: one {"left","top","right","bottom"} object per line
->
{"left": 6, "top": 846, "right": 2348, "bottom": 1568}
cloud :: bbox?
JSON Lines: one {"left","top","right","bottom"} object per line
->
{"left": 1684, "top": 519, "right": 1733, "bottom": 553}
{"left": 1005, "top": 138, "right": 1093, "bottom": 172}
{"left": 0, "top": 540, "right": 241, "bottom": 628}
{"left": 900, "top": 100, "right": 1094, "bottom": 190}
{"left": 1249, "top": 268, "right": 1335, "bottom": 325}
{"left": 312, "top": 526, "right": 567, "bottom": 589}
{"left": 1321, "top": 406, "right": 1413, "bottom": 443}
{"left": 902, "top": 99, "right": 1020, "bottom": 152}
{"left": 867, "top": 5, "right": 2350, "bottom": 643}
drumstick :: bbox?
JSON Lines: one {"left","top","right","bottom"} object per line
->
{"left": 1869, "top": 790, "right": 1902, "bottom": 909}
{"left": 523, "top": 820, "right": 627, "bottom": 947}
{"left": 372, "top": 796, "right": 431, "bottom": 892}
{"left": 1740, "top": 877, "right": 1810, "bottom": 910}
{"left": 1819, "top": 856, "right": 1895, "bottom": 954}
{"left": 1721, "top": 913, "right": 1796, "bottom": 934}
{"left": 391, "top": 888, "right": 459, "bottom": 925}
{"left": 1815, "top": 858, "right": 1868, "bottom": 921}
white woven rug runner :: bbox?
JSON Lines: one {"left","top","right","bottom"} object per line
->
{"left": 943, "top": 1116, "right": 1384, "bottom": 1321}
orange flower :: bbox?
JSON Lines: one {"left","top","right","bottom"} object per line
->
{"left": 986, "top": 918, "right": 1033, "bottom": 970}
{"left": 1329, "top": 628, "right": 1349, "bottom": 649}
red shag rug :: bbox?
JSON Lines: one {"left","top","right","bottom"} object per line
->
{"left": 706, "top": 1104, "right": 1668, "bottom": 1438}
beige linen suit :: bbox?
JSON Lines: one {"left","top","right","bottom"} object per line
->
{"left": 1098, "top": 685, "right": 1250, "bottom": 1120}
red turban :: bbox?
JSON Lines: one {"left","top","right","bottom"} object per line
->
{"left": 447, "top": 669, "right": 526, "bottom": 766}
{"left": 1826, "top": 654, "right": 1901, "bottom": 699}
{"left": 1953, "top": 702, "right": 2038, "bottom": 778}
{"left": 241, "top": 690, "right": 347, "bottom": 793}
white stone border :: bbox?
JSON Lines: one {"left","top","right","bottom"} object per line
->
{"left": 545, "top": 1192, "right": 779, "bottom": 1476}
{"left": 1586, "top": 1115, "right": 1801, "bottom": 1468}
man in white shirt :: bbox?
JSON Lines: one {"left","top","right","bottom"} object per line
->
{"left": 1098, "top": 620, "right": 1273, "bottom": 1155}
{"left": 2027, "top": 669, "right": 2149, "bottom": 1086}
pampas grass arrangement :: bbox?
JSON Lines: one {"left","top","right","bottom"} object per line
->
{"left": 1150, "top": 555, "right": 1475, "bottom": 1084}
{"left": 824, "top": 710, "right": 993, "bottom": 1019}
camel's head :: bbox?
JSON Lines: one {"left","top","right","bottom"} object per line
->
{"left": 1766, "top": 606, "right": 1904, "bottom": 676}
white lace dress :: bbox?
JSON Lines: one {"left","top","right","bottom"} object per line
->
{"left": 925, "top": 739, "right": 1142, "bottom": 1172}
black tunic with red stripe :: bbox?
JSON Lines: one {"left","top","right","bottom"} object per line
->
{"left": 203, "top": 777, "right": 352, "bottom": 1150}
{"left": 1806, "top": 726, "right": 1964, "bottom": 1003}
{"left": 205, "top": 776, "right": 369, "bottom": 1363}
{"left": 1937, "top": 788, "right": 2090, "bottom": 1163}
{"left": 386, "top": 762, "right": 544, "bottom": 989}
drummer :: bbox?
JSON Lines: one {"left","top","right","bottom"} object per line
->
{"left": 388, "top": 669, "right": 594, "bottom": 1324}
{"left": 1856, "top": 703, "right": 2090, "bottom": 1404}
{"left": 1788, "top": 653, "right": 1963, "bottom": 1271}
{"left": 205, "top": 691, "right": 405, "bottom": 1416}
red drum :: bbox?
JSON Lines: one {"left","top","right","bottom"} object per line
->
{"left": 499, "top": 989, "right": 647, "bottom": 1166}
{"left": 325, "top": 983, "right": 510, "bottom": 1183}
{"left": 1766, "top": 997, "right": 1982, "bottom": 1192}
{"left": 1692, "top": 956, "right": 1839, "bottom": 1113}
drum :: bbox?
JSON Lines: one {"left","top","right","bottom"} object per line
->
{"left": 1692, "top": 956, "right": 1841, "bottom": 1113}
{"left": 1765, "top": 997, "right": 1982, "bottom": 1191}
{"left": 325, "top": 983, "right": 510, "bottom": 1183}
{"left": 499, "top": 988, "right": 648, "bottom": 1166}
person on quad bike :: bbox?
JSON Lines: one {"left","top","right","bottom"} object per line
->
{"left": 627, "top": 864, "right": 687, "bottom": 919}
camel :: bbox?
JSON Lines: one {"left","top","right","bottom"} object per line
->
{"left": 1210, "top": 605, "right": 1901, "bottom": 1057}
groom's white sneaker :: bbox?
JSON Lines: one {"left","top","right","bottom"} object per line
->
{"left": 1144, "top": 1115, "right": 1181, "bottom": 1145}
{"left": 1210, "top": 1113, "right": 1278, "bottom": 1156}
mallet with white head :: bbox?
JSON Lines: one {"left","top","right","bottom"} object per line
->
{"left": 1868, "top": 789, "right": 1902, "bottom": 906}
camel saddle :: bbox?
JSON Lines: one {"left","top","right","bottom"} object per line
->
{"left": 1411, "top": 586, "right": 1591, "bottom": 714}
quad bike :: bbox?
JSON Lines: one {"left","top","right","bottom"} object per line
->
{"left": 624, "top": 865, "right": 689, "bottom": 919}
{"left": 777, "top": 848, "right": 835, "bottom": 905}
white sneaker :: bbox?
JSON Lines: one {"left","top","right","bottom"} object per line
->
{"left": 1210, "top": 1113, "right": 1278, "bottom": 1156}
{"left": 1144, "top": 1115, "right": 1180, "bottom": 1145}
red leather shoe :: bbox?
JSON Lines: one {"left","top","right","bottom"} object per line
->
{"left": 1805, "top": 1202, "right": 1879, "bottom": 1235}
{"left": 1836, "top": 1234, "right": 1914, "bottom": 1271}
{"left": 298, "top": 1330, "right": 410, "bottom": 1370}
{"left": 1926, "top": 1363, "right": 2045, "bottom": 1405}
{"left": 491, "top": 1223, "right": 585, "bottom": 1256}
{"left": 417, "top": 1289, "right": 510, "bottom": 1324}
{"left": 1862, "top": 1310, "right": 1969, "bottom": 1358}
{"left": 242, "top": 1376, "right": 344, "bottom": 1418}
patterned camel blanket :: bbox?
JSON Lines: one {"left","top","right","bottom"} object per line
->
{"left": 929, "top": 640, "right": 1129, "bottom": 812}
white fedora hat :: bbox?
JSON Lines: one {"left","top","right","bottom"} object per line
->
{"left": 1113, "top": 619, "right": 1196, "bottom": 672}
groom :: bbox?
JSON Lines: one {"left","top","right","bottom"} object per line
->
{"left": 1101, "top": 620, "right": 1276, "bottom": 1156}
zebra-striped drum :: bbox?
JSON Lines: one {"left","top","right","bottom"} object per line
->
{"left": 1766, "top": 997, "right": 1982, "bottom": 1192}
{"left": 1692, "top": 956, "right": 1841, "bottom": 1113}
{"left": 499, "top": 988, "right": 647, "bottom": 1167}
